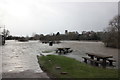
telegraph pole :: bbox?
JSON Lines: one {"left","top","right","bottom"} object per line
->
{"left": 0, "top": 25, "right": 6, "bottom": 45}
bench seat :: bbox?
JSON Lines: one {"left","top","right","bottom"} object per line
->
{"left": 82, "top": 57, "right": 103, "bottom": 66}
{"left": 107, "top": 58, "right": 116, "bottom": 66}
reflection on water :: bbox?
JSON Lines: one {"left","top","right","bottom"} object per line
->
{"left": 1, "top": 40, "right": 119, "bottom": 77}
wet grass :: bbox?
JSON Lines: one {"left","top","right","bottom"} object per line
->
{"left": 37, "top": 55, "right": 118, "bottom": 78}
{"left": 42, "top": 50, "right": 53, "bottom": 53}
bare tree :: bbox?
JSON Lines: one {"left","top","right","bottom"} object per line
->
{"left": 103, "top": 15, "right": 120, "bottom": 48}
{"left": 2, "top": 29, "right": 10, "bottom": 37}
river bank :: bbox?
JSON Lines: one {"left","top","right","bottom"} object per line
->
{"left": 37, "top": 55, "right": 118, "bottom": 78}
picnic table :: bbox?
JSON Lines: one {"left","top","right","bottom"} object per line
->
{"left": 82, "top": 53, "right": 115, "bottom": 68}
{"left": 56, "top": 48, "right": 72, "bottom": 55}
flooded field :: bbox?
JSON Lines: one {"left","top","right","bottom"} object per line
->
{"left": 62, "top": 41, "right": 119, "bottom": 68}
{"left": 1, "top": 40, "right": 51, "bottom": 78}
{"left": 1, "top": 40, "right": 119, "bottom": 78}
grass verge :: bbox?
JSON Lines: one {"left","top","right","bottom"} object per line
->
{"left": 37, "top": 55, "right": 118, "bottom": 78}
{"left": 42, "top": 50, "right": 53, "bottom": 53}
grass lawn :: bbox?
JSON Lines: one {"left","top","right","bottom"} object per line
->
{"left": 37, "top": 55, "right": 118, "bottom": 78}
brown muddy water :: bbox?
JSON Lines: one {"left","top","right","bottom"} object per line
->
{"left": 0, "top": 40, "right": 119, "bottom": 78}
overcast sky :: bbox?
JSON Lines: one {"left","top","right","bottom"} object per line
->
{"left": 0, "top": 0, "right": 118, "bottom": 36}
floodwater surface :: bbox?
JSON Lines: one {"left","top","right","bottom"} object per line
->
{"left": 1, "top": 40, "right": 119, "bottom": 78}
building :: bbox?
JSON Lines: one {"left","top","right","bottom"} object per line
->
{"left": 65, "top": 30, "right": 68, "bottom": 34}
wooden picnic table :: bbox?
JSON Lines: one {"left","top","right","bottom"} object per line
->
{"left": 64, "top": 48, "right": 70, "bottom": 53}
{"left": 85, "top": 53, "right": 113, "bottom": 68}
{"left": 86, "top": 53, "right": 113, "bottom": 59}
{"left": 56, "top": 48, "right": 71, "bottom": 54}
{"left": 57, "top": 48, "right": 65, "bottom": 54}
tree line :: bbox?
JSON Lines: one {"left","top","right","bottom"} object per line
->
{"left": 6, "top": 30, "right": 103, "bottom": 41}
{"left": 39, "top": 31, "right": 103, "bottom": 41}
{"left": 5, "top": 15, "right": 119, "bottom": 48}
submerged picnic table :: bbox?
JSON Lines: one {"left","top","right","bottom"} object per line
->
{"left": 56, "top": 48, "right": 72, "bottom": 55}
{"left": 82, "top": 53, "right": 115, "bottom": 68}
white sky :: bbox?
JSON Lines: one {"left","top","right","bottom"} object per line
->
{"left": 0, "top": 0, "right": 118, "bottom": 36}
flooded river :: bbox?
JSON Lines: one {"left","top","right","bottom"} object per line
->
{"left": 0, "top": 40, "right": 119, "bottom": 78}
